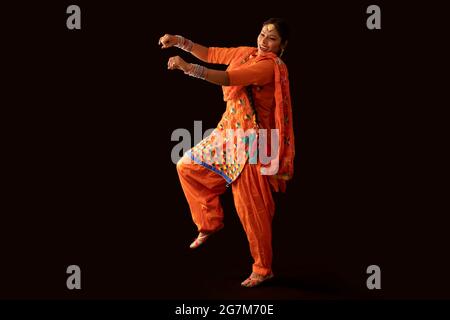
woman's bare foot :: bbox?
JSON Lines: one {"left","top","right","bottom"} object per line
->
{"left": 189, "top": 225, "right": 224, "bottom": 249}
{"left": 241, "top": 272, "right": 274, "bottom": 287}
{"left": 189, "top": 232, "right": 211, "bottom": 249}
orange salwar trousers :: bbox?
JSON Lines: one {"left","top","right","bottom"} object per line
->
{"left": 177, "top": 156, "right": 275, "bottom": 276}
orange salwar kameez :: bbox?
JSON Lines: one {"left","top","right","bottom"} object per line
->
{"left": 177, "top": 46, "right": 294, "bottom": 277}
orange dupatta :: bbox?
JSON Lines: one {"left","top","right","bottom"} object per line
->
{"left": 223, "top": 51, "right": 295, "bottom": 192}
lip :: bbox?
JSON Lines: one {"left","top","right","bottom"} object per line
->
{"left": 259, "top": 44, "right": 269, "bottom": 52}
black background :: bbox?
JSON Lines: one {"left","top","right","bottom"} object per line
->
{"left": 2, "top": 0, "right": 449, "bottom": 301}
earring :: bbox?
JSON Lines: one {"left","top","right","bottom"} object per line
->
{"left": 280, "top": 48, "right": 285, "bottom": 57}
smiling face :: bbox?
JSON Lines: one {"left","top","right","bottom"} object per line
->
{"left": 257, "top": 23, "right": 284, "bottom": 56}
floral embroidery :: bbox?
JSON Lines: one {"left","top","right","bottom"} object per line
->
{"left": 189, "top": 92, "right": 257, "bottom": 183}
{"left": 187, "top": 48, "right": 294, "bottom": 186}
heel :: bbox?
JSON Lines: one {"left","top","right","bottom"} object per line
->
{"left": 189, "top": 225, "right": 223, "bottom": 249}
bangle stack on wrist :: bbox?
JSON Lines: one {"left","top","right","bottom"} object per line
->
{"left": 175, "top": 35, "right": 194, "bottom": 52}
{"left": 185, "top": 64, "right": 207, "bottom": 80}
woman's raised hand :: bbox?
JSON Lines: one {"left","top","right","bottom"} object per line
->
{"left": 167, "top": 56, "right": 190, "bottom": 73}
{"left": 159, "top": 34, "right": 178, "bottom": 49}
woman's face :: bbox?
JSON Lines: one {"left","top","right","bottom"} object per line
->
{"left": 257, "top": 24, "right": 283, "bottom": 55}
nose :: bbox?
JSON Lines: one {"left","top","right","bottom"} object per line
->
{"left": 261, "top": 36, "right": 268, "bottom": 45}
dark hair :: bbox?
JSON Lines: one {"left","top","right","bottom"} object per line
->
{"left": 263, "top": 18, "right": 290, "bottom": 44}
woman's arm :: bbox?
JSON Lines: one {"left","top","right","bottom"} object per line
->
{"left": 204, "top": 67, "right": 229, "bottom": 86}
{"left": 168, "top": 55, "right": 229, "bottom": 86}
{"left": 190, "top": 43, "right": 209, "bottom": 62}
{"left": 159, "top": 34, "right": 209, "bottom": 62}
{"left": 159, "top": 33, "right": 250, "bottom": 66}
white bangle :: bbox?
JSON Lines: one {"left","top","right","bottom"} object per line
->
{"left": 185, "top": 64, "right": 207, "bottom": 80}
{"left": 175, "top": 35, "right": 194, "bottom": 52}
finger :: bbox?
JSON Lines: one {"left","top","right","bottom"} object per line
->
{"left": 163, "top": 36, "right": 172, "bottom": 47}
{"left": 167, "top": 58, "right": 175, "bottom": 69}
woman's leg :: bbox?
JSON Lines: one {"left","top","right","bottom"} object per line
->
{"left": 176, "top": 156, "right": 227, "bottom": 234}
{"left": 232, "top": 163, "right": 275, "bottom": 277}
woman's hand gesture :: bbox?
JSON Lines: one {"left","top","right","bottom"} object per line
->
{"left": 167, "top": 56, "right": 191, "bottom": 73}
{"left": 158, "top": 34, "right": 178, "bottom": 49}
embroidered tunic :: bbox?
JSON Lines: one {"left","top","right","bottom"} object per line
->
{"left": 187, "top": 46, "right": 294, "bottom": 189}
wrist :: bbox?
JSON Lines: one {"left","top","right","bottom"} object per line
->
{"left": 175, "top": 35, "right": 194, "bottom": 52}
{"left": 184, "top": 63, "right": 207, "bottom": 80}
{"left": 185, "top": 63, "right": 193, "bottom": 73}
{"left": 175, "top": 35, "right": 182, "bottom": 46}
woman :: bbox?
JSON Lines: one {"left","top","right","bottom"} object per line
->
{"left": 160, "top": 18, "right": 295, "bottom": 288}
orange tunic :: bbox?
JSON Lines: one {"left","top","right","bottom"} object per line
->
{"left": 209, "top": 46, "right": 276, "bottom": 132}
{"left": 187, "top": 47, "right": 277, "bottom": 184}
